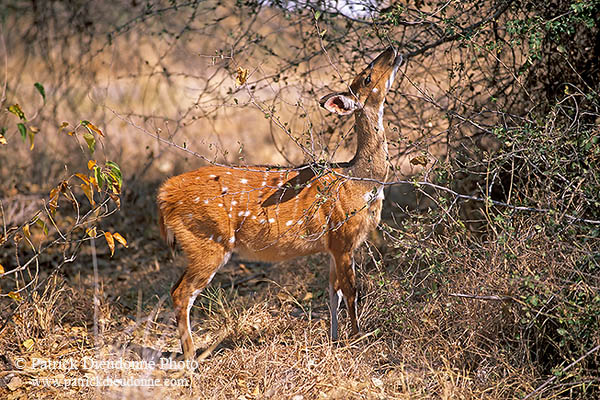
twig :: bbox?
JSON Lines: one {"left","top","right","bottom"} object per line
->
{"left": 197, "top": 328, "right": 229, "bottom": 361}
{"left": 449, "top": 293, "right": 513, "bottom": 301}
{"left": 227, "top": 272, "right": 266, "bottom": 288}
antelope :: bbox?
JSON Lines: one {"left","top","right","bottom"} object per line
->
{"left": 158, "top": 47, "right": 403, "bottom": 360}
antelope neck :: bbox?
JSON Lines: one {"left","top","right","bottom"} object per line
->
{"left": 347, "top": 104, "right": 388, "bottom": 182}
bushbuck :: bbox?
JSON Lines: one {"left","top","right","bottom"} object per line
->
{"left": 158, "top": 47, "right": 403, "bottom": 360}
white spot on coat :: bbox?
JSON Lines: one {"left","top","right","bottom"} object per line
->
{"left": 268, "top": 218, "right": 276, "bottom": 223}
{"left": 240, "top": 178, "right": 248, "bottom": 184}
{"left": 286, "top": 220, "right": 294, "bottom": 226}
{"left": 194, "top": 197, "right": 200, "bottom": 203}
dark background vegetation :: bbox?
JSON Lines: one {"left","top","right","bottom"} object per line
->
{"left": 0, "top": 0, "right": 599, "bottom": 398}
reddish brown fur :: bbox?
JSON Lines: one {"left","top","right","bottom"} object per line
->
{"left": 158, "top": 47, "right": 403, "bottom": 360}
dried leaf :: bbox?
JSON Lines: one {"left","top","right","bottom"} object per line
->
{"left": 104, "top": 231, "right": 115, "bottom": 256}
{"left": 23, "top": 224, "right": 31, "bottom": 238}
{"left": 22, "top": 338, "right": 35, "bottom": 351}
{"left": 82, "top": 120, "right": 104, "bottom": 137}
{"left": 409, "top": 155, "right": 428, "bottom": 167}
{"left": 0, "top": 132, "right": 6, "bottom": 145}
{"left": 235, "top": 67, "right": 249, "bottom": 86}
{"left": 86, "top": 227, "right": 97, "bottom": 237}
{"left": 302, "top": 292, "right": 313, "bottom": 301}
{"left": 8, "top": 291, "right": 23, "bottom": 302}
{"left": 108, "top": 192, "right": 121, "bottom": 208}
{"left": 0, "top": 263, "right": 4, "bottom": 274}
{"left": 7, "top": 376, "right": 23, "bottom": 391}
{"left": 80, "top": 183, "right": 94, "bottom": 205}
{"left": 7, "top": 104, "right": 26, "bottom": 120}
{"left": 113, "top": 232, "right": 128, "bottom": 248}
{"left": 59, "top": 121, "right": 69, "bottom": 129}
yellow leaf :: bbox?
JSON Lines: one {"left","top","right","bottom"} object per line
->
{"left": 80, "top": 183, "right": 94, "bottom": 205}
{"left": 0, "top": 263, "right": 4, "bottom": 274}
{"left": 59, "top": 121, "right": 69, "bottom": 129}
{"left": 28, "top": 130, "right": 35, "bottom": 150}
{"left": 89, "top": 176, "right": 99, "bottom": 191}
{"left": 112, "top": 232, "right": 128, "bottom": 248}
{"left": 75, "top": 173, "right": 90, "bottom": 184}
{"left": 82, "top": 120, "right": 104, "bottom": 137}
{"left": 235, "top": 67, "right": 249, "bottom": 86}
{"left": 29, "top": 126, "right": 39, "bottom": 133}
{"left": 86, "top": 227, "right": 97, "bottom": 237}
{"left": 88, "top": 160, "right": 97, "bottom": 170}
{"left": 0, "top": 133, "right": 7, "bottom": 145}
{"left": 7, "top": 104, "right": 26, "bottom": 120}
{"left": 66, "top": 131, "right": 75, "bottom": 136}
{"left": 104, "top": 231, "right": 115, "bottom": 256}
{"left": 302, "top": 292, "right": 313, "bottom": 301}
{"left": 409, "top": 155, "right": 428, "bottom": 167}
{"left": 23, "top": 224, "right": 31, "bottom": 238}
{"left": 22, "top": 339, "right": 34, "bottom": 351}
{"left": 8, "top": 291, "right": 23, "bottom": 302}
{"left": 35, "top": 218, "right": 48, "bottom": 236}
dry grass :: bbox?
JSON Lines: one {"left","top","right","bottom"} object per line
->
{"left": 0, "top": 195, "right": 539, "bottom": 399}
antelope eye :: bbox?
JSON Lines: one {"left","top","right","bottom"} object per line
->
{"left": 364, "top": 75, "right": 371, "bottom": 85}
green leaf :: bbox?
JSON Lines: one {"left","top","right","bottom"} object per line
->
{"left": 35, "top": 218, "right": 49, "bottom": 235}
{"left": 314, "top": 10, "right": 321, "bottom": 20}
{"left": 34, "top": 82, "right": 46, "bottom": 101}
{"left": 106, "top": 161, "right": 122, "bottom": 188}
{"left": 83, "top": 132, "right": 96, "bottom": 154}
{"left": 17, "top": 123, "right": 27, "bottom": 141}
{"left": 8, "top": 104, "right": 26, "bottom": 121}
{"left": 94, "top": 166, "right": 104, "bottom": 189}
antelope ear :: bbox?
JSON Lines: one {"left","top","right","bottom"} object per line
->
{"left": 319, "top": 93, "right": 358, "bottom": 115}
